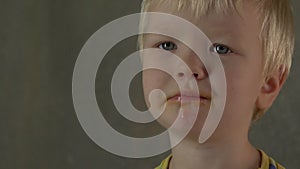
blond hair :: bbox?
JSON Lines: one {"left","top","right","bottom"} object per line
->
{"left": 139, "top": 0, "right": 295, "bottom": 120}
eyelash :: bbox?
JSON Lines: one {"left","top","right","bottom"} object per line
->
{"left": 157, "top": 41, "right": 233, "bottom": 55}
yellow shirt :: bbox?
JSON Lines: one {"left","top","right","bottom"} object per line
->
{"left": 155, "top": 150, "right": 285, "bottom": 169}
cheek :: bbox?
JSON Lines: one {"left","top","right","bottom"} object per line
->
{"left": 142, "top": 70, "right": 169, "bottom": 105}
{"left": 223, "top": 65, "right": 262, "bottom": 118}
{"left": 223, "top": 57, "right": 262, "bottom": 98}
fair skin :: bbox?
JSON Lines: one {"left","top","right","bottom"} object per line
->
{"left": 142, "top": 1, "right": 286, "bottom": 169}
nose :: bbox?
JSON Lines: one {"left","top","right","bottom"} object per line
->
{"left": 176, "top": 50, "right": 208, "bottom": 81}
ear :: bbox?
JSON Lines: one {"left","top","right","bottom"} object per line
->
{"left": 255, "top": 66, "right": 288, "bottom": 110}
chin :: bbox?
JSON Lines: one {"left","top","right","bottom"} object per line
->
{"left": 155, "top": 101, "right": 210, "bottom": 140}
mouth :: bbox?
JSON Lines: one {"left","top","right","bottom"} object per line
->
{"left": 167, "top": 92, "right": 211, "bottom": 104}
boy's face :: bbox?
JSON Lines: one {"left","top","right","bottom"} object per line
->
{"left": 142, "top": 1, "right": 266, "bottom": 141}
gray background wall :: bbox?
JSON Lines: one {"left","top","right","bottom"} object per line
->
{"left": 0, "top": 0, "right": 299, "bottom": 169}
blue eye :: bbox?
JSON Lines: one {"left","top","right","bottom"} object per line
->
{"left": 158, "top": 42, "right": 177, "bottom": 51}
{"left": 213, "top": 44, "right": 232, "bottom": 54}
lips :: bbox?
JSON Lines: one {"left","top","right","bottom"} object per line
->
{"left": 167, "top": 92, "right": 211, "bottom": 104}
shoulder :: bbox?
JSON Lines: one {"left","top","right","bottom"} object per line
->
{"left": 259, "top": 149, "right": 285, "bottom": 169}
{"left": 154, "top": 155, "right": 172, "bottom": 169}
{"left": 154, "top": 150, "right": 285, "bottom": 169}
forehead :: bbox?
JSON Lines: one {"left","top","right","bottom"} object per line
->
{"left": 145, "top": 0, "right": 240, "bottom": 17}
{"left": 144, "top": 0, "right": 261, "bottom": 42}
{"left": 142, "top": 0, "right": 263, "bottom": 60}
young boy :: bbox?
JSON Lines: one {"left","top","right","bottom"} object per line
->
{"left": 139, "top": 0, "right": 295, "bottom": 169}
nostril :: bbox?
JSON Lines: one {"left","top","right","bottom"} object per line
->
{"left": 177, "top": 72, "right": 184, "bottom": 77}
{"left": 193, "top": 73, "right": 199, "bottom": 78}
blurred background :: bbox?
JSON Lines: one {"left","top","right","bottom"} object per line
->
{"left": 1, "top": 0, "right": 299, "bottom": 168}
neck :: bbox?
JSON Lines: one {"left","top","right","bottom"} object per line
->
{"left": 169, "top": 135, "right": 260, "bottom": 169}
